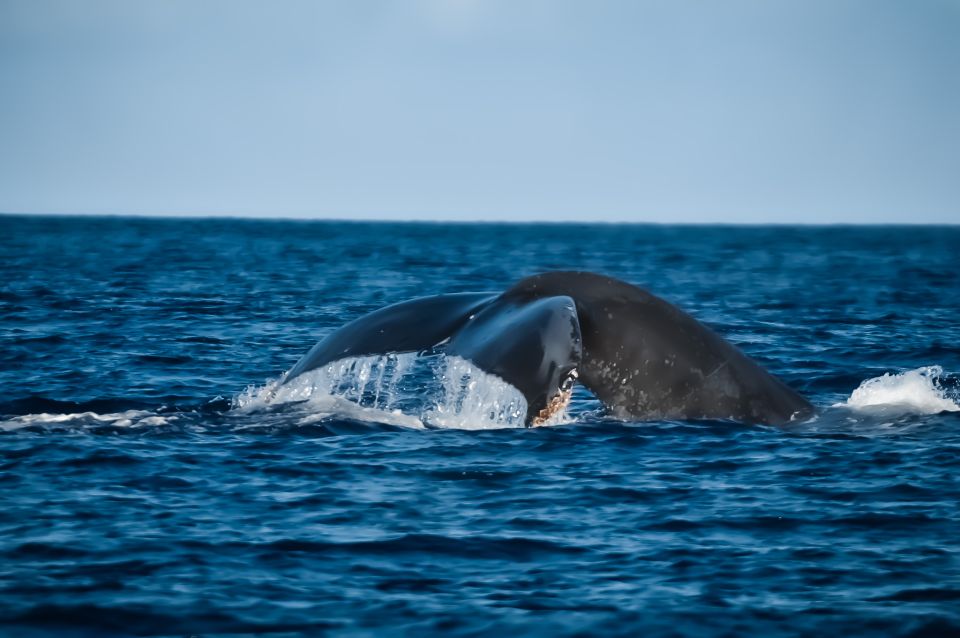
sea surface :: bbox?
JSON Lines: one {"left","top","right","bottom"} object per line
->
{"left": 1, "top": 215, "right": 959, "bottom": 637}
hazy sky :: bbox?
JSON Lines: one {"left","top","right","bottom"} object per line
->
{"left": 1, "top": 0, "right": 958, "bottom": 223}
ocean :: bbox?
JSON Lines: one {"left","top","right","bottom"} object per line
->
{"left": 1, "top": 215, "right": 959, "bottom": 637}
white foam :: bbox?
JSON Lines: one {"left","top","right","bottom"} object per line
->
{"left": 425, "top": 356, "right": 528, "bottom": 429}
{"left": 0, "top": 410, "right": 175, "bottom": 431}
{"left": 234, "top": 353, "right": 422, "bottom": 413}
{"left": 836, "top": 366, "right": 960, "bottom": 415}
{"left": 288, "top": 395, "right": 426, "bottom": 429}
{"left": 232, "top": 353, "right": 427, "bottom": 428}
{"left": 235, "top": 352, "right": 540, "bottom": 430}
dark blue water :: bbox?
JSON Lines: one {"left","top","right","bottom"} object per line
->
{"left": 2, "top": 215, "right": 959, "bottom": 637}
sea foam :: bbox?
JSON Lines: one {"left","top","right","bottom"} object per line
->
{"left": 0, "top": 410, "right": 175, "bottom": 431}
{"left": 836, "top": 365, "right": 960, "bottom": 415}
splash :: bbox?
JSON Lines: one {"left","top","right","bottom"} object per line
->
{"left": 235, "top": 353, "right": 538, "bottom": 430}
{"left": 425, "top": 356, "right": 528, "bottom": 429}
{"left": 234, "top": 353, "right": 421, "bottom": 413}
{"left": 232, "top": 353, "right": 427, "bottom": 428}
{"left": 836, "top": 366, "right": 960, "bottom": 415}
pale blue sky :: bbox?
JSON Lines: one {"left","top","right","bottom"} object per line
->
{"left": 1, "top": 0, "right": 958, "bottom": 223}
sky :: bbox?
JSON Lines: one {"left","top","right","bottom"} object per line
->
{"left": 1, "top": 0, "right": 958, "bottom": 223}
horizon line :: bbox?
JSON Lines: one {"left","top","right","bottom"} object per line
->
{"left": 2, "top": 210, "right": 958, "bottom": 227}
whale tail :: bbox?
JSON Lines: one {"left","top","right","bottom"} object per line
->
{"left": 284, "top": 272, "right": 814, "bottom": 426}
{"left": 282, "top": 291, "right": 582, "bottom": 422}
{"left": 282, "top": 292, "right": 495, "bottom": 381}
{"left": 504, "top": 272, "right": 814, "bottom": 425}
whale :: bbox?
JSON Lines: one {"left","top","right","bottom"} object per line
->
{"left": 283, "top": 271, "right": 814, "bottom": 426}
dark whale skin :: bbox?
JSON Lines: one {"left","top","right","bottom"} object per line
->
{"left": 284, "top": 272, "right": 813, "bottom": 426}
{"left": 505, "top": 272, "right": 813, "bottom": 425}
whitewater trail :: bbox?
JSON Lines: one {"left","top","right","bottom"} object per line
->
{"left": 2, "top": 364, "right": 957, "bottom": 432}
{"left": 237, "top": 358, "right": 960, "bottom": 429}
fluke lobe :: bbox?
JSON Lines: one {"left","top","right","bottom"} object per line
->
{"left": 283, "top": 271, "right": 814, "bottom": 426}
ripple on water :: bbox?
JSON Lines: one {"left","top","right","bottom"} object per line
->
{"left": 2, "top": 219, "right": 960, "bottom": 636}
